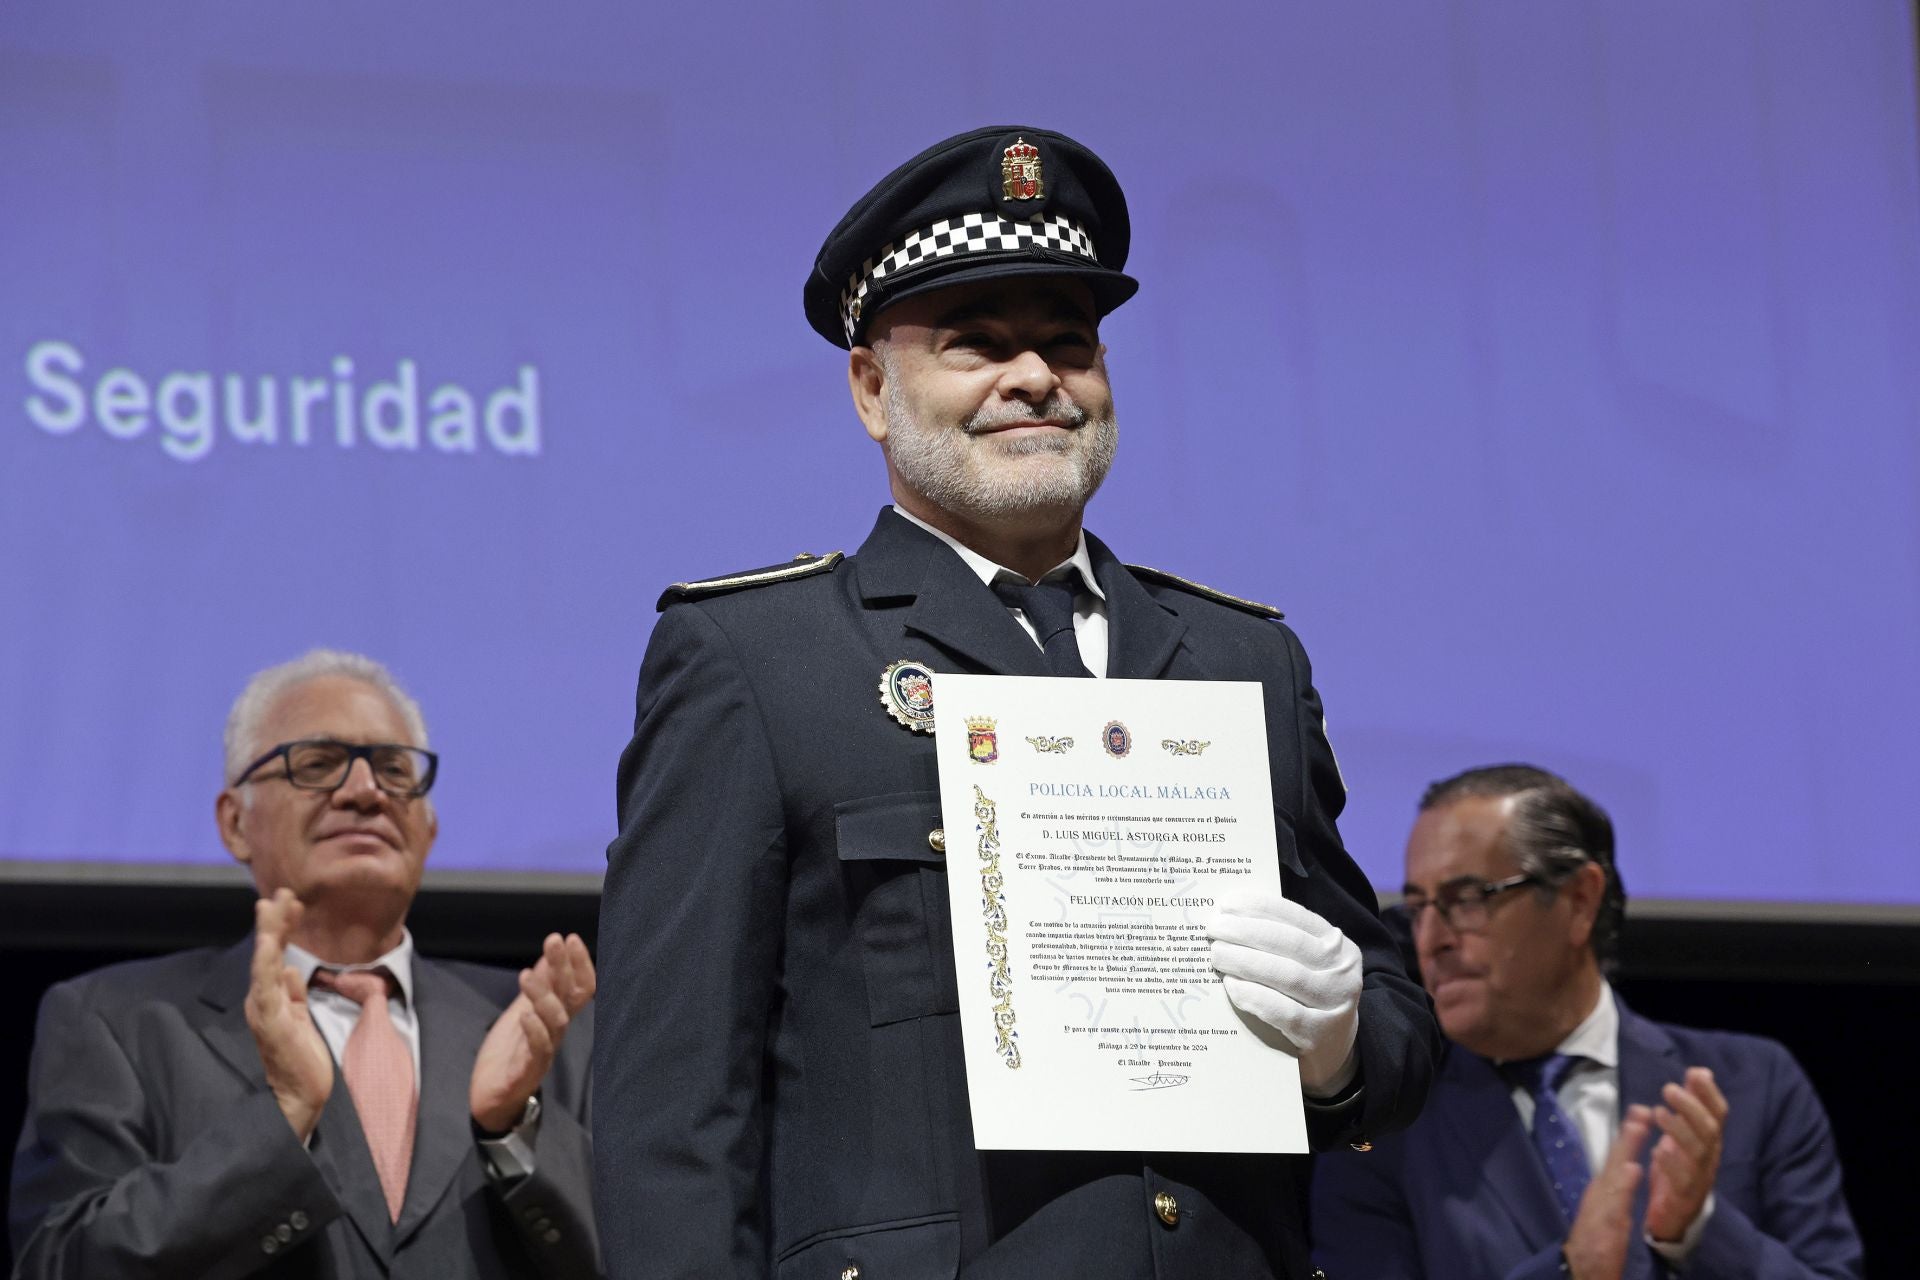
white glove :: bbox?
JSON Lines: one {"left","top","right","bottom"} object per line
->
{"left": 1206, "top": 886, "right": 1363, "bottom": 1097}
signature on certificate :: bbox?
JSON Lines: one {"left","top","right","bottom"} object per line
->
{"left": 1129, "top": 1071, "right": 1191, "bottom": 1091}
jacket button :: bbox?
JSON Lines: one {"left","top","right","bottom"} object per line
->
{"left": 1154, "top": 1191, "right": 1180, "bottom": 1227}
{"left": 290, "top": 1210, "right": 309, "bottom": 1231}
{"left": 275, "top": 1223, "right": 293, "bottom": 1243}
{"left": 260, "top": 1236, "right": 280, "bottom": 1255}
{"left": 544, "top": 1228, "right": 562, "bottom": 1244}
{"left": 928, "top": 828, "right": 945, "bottom": 853}
{"left": 841, "top": 1266, "right": 861, "bottom": 1280}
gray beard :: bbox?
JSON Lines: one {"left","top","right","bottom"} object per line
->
{"left": 882, "top": 376, "right": 1118, "bottom": 522}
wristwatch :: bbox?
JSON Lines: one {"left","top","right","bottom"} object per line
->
{"left": 476, "top": 1094, "right": 542, "bottom": 1183}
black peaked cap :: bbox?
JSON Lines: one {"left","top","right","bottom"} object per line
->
{"left": 804, "top": 125, "right": 1138, "bottom": 348}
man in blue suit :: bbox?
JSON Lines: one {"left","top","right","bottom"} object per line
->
{"left": 1311, "top": 764, "right": 1863, "bottom": 1279}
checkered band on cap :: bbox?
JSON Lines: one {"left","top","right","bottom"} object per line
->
{"left": 840, "top": 212, "right": 1097, "bottom": 344}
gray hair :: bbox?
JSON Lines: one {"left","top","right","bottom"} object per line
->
{"left": 223, "top": 649, "right": 430, "bottom": 785}
{"left": 1418, "top": 763, "right": 1626, "bottom": 975}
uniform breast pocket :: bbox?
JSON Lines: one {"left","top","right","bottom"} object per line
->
{"left": 775, "top": 1214, "right": 960, "bottom": 1280}
{"left": 835, "top": 791, "right": 960, "bottom": 1027}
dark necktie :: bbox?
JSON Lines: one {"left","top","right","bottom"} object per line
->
{"left": 1505, "top": 1052, "right": 1591, "bottom": 1225}
{"left": 992, "top": 576, "right": 1092, "bottom": 677}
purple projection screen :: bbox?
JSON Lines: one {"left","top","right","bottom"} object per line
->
{"left": 3, "top": 4, "right": 1918, "bottom": 910}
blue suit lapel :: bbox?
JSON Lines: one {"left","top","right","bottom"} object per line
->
{"left": 1434, "top": 1047, "right": 1570, "bottom": 1251}
{"left": 1615, "top": 1003, "right": 1686, "bottom": 1279}
{"left": 196, "top": 939, "right": 395, "bottom": 1263}
{"left": 1616, "top": 1004, "right": 1686, "bottom": 1112}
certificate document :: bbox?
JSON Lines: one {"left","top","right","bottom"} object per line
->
{"left": 931, "top": 672, "right": 1307, "bottom": 1154}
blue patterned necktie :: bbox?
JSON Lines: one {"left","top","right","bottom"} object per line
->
{"left": 992, "top": 575, "right": 1093, "bottom": 677}
{"left": 1506, "top": 1052, "right": 1591, "bottom": 1225}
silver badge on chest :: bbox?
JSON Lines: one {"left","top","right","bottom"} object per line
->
{"left": 878, "top": 659, "right": 937, "bottom": 733}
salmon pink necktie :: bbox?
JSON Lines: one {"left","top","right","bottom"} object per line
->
{"left": 312, "top": 968, "right": 417, "bottom": 1221}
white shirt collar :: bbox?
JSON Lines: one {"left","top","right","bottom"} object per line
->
{"left": 285, "top": 929, "right": 417, "bottom": 1010}
{"left": 890, "top": 504, "right": 1106, "bottom": 600}
{"left": 1555, "top": 980, "right": 1619, "bottom": 1069}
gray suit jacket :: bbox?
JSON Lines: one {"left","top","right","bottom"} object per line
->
{"left": 10, "top": 940, "right": 599, "bottom": 1279}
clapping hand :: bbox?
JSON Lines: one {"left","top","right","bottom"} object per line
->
{"left": 245, "top": 889, "right": 334, "bottom": 1142}
{"left": 1562, "top": 1104, "right": 1653, "bottom": 1280}
{"left": 469, "top": 933, "right": 596, "bottom": 1134}
{"left": 1646, "top": 1067, "right": 1728, "bottom": 1243}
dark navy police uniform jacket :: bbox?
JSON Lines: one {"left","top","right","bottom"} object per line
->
{"left": 595, "top": 508, "right": 1440, "bottom": 1280}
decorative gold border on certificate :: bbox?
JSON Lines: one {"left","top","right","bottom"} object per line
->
{"left": 972, "top": 785, "right": 1021, "bottom": 1070}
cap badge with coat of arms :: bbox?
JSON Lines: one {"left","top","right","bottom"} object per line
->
{"left": 1001, "top": 137, "right": 1044, "bottom": 201}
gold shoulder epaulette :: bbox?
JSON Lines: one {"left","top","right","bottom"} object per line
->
{"left": 1124, "top": 564, "right": 1283, "bottom": 620}
{"left": 657, "top": 551, "right": 844, "bottom": 612}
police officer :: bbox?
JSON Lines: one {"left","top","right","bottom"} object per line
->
{"left": 594, "top": 125, "right": 1440, "bottom": 1280}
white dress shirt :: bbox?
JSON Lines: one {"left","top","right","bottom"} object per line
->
{"left": 1502, "top": 982, "right": 1712, "bottom": 1265}
{"left": 286, "top": 931, "right": 421, "bottom": 1090}
{"left": 890, "top": 505, "right": 1110, "bottom": 677}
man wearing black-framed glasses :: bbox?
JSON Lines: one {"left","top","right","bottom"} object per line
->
{"left": 1312, "top": 764, "right": 1861, "bottom": 1280}
{"left": 11, "top": 650, "right": 603, "bottom": 1279}
{"left": 232, "top": 738, "right": 441, "bottom": 800}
